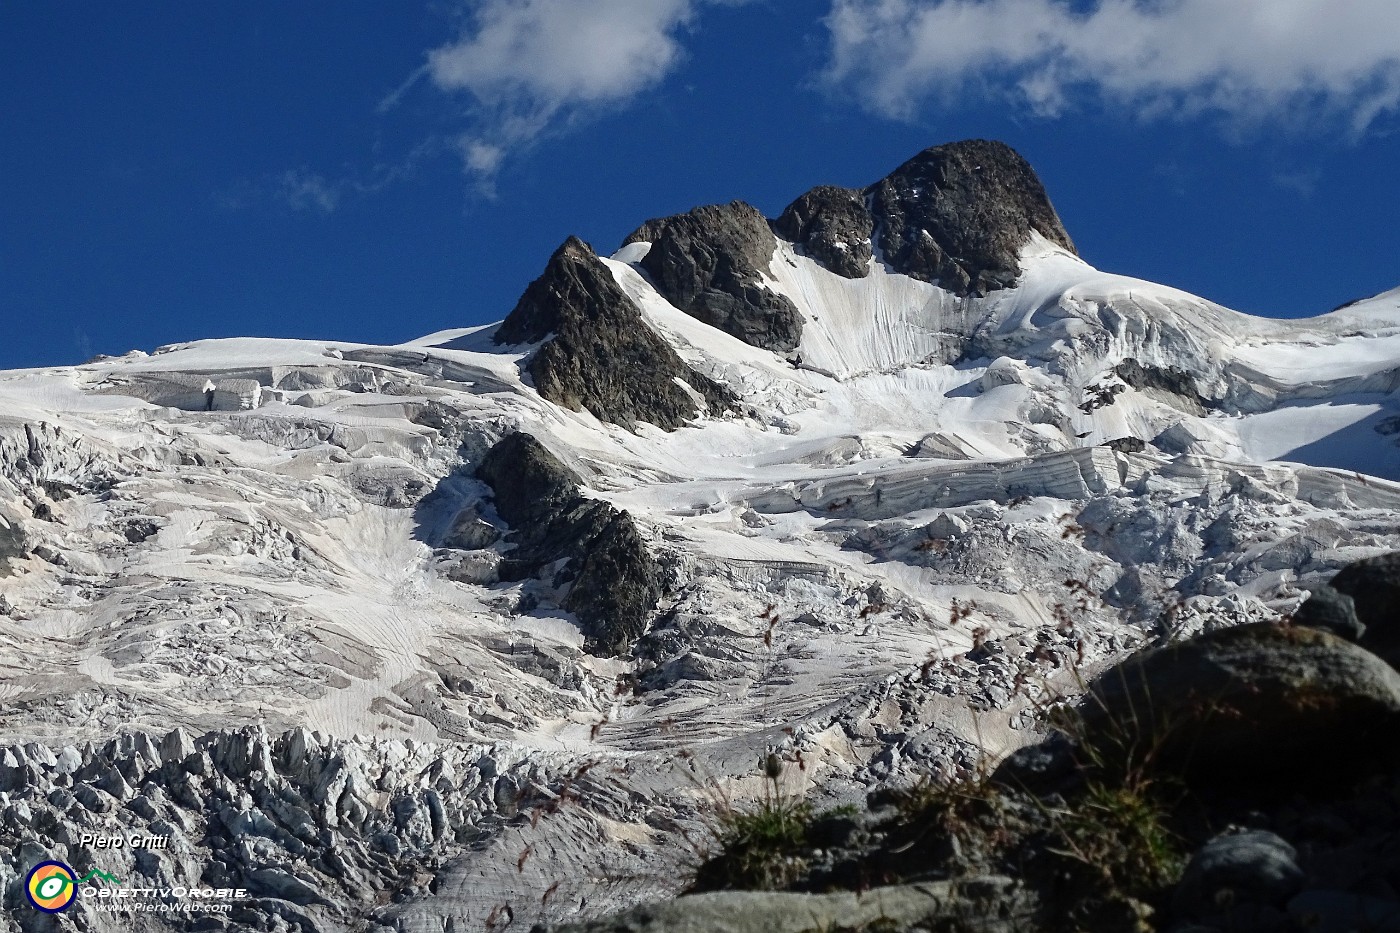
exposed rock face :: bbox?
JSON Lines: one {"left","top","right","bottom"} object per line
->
{"left": 1082, "top": 623, "right": 1400, "bottom": 783}
{"left": 476, "top": 433, "right": 663, "bottom": 656}
{"left": 772, "top": 185, "right": 873, "bottom": 279}
{"left": 615, "top": 140, "right": 1075, "bottom": 339}
{"left": 624, "top": 202, "right": 803, "bottom": 352}
{"left": 868, "top": 139, "right": 1075, "bottom": 295}
{"left": 1114, "top": 358, "right": 1215, "bottom": 415}
{"left": 495, "top": 236, "right": 735, "bottom": 430}
{"left": 0, "top": 510, "right": 25, "bottom": 575}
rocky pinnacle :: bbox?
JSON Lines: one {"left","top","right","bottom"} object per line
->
{"left": 494, "top": 236, "right": 736, "bottom": 431}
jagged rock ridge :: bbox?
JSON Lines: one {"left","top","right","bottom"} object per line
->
{"left": 494, "top": 236, "right": 736, "bottom": 430}
{"left": 867, "top": 139, "right": 1076, "bottom": 294}
{"left": 772, "top": 184, "right": 874, "bottom": 280}
{"left": 775, "top": 140, "right": 1077, "bottom": 295}
{"left": 624, "top": 202, "right": 805, "bottom": 353}
{"left": 618, "top": 140, "right": 1077, "bottom": 362}
{"left": 476, "top": 433, "right": 664, "bottom": 657}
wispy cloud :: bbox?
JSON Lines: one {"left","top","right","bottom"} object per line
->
{"left": 403, "top": 0, "right": 741, "bottom": 188}
{"left": 823, "top": 0, "right": 1400, "bottom": 136}
{"left": 1273, "top": 168, "right": 1322, "bottom": 198}
{"left": 278, "top": 169, "right": 342, "bottom": 214}
{"left": 219, "top": 142, "right": 441, "bottom": 215}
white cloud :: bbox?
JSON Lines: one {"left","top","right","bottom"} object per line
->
{"left": 420, "top": 0, "right": 736, "bottom": 185}
{"left": 823, "top": 0, "right": 1400, "bottom": 134}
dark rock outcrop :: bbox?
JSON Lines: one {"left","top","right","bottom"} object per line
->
{"left": 495, "top": 236, "right": 736, "bottom": 431}
{"left": 1293, "top": 583, "right": 1366, "bottom": 643}
{"left": 624, "top": 202, "right": 803, "bottom": 352}
{"left": 594, "top": 140, "right": 1079, "bottom": 347}
{"left": 1114, "top": 358, "right": 1214, "bottom": 415}
{"left": 1316, "top": 551, "right": 1400, "bottom": 669}
{"left": 1081, "top": 623, "right": 1400, "bottom": 783}
{"left": 773, "top": 185, "right": 873, "bottom": 279}
{"left": 476, "top": 433, "right": 663, "bottom": 656}
{"left": 0, "top": 513, "right": 25, "bottom": 576}
{"left": 1103, "top": 436, "right": 1146, "bottom": 454}
{"left": 868, "top": 139, "right": 1075, "bottom": 295}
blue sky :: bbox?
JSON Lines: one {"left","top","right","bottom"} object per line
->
{"left": 4, "top": 0, "right": 1400, "bottom": 370}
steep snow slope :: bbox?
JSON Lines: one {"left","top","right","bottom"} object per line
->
{"left": 3, "top": 140, "right": 1400, "bottom": 930}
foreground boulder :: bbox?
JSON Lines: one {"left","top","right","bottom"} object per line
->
{"left": 476, "top": 433, "right": 664, "bottom": 656}
{"left": 1079, "top": 623, "right": 1400, "bottom": 783}
{"left": 495, "top": 236, "right": 736, "bottom": 430}
{"left": 1297, "top": 551, "right": 1400, "bottom": 669}
{"left": 1292, "top": 583, "right": 1366, "bottom": 642}
{"left": 773, "top": 185, "right": 873, "bottom": 279}
{"left": 1172, "top": 830, "right": 1305, "bottom": 924}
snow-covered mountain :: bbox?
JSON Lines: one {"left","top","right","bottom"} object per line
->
{"left": 3, "top": 139, "right": 1400, "bottom": 931}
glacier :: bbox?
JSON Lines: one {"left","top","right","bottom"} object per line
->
{"left": 1, "top": 140, "right": 1400, "bottom": 930}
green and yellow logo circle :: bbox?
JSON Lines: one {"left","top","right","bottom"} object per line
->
{"left": 26, "top": 861, "right": 77, "bottom": 912}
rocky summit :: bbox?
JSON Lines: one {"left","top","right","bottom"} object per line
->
{"left": 3, "top": 139, "right": 1400, "bottom": 931}
{"left": 494, "top": 236, "right": 736, "bottom": 431}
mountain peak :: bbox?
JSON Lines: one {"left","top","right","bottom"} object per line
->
{"left": 492, "top": 236, "right": 736, "bottom": 431}
{"left": 867, "top": 139, "right": 1076, "bottom": 295}
{"left": 622, "top": 201, "right": 804, "bottom": 352}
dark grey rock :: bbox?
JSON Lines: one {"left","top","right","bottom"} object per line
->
{"left": 1287, "top": 889, "right": 1400, "bottom": 933}
{"left": 0, "top": 515, "right": 26, "bottom": 576}
{"left": 773, "top": 185, "right": 873, "bottom": 279}
{"left": 1115, "top": 359, "right": 1215, "bottom": 415}
{"left": 440, "top": 503, "right": 501, "bottom": 551}
{"left": 348, "top": 465, "right": 432, "bottom": 509}
{"left": 992, "top": 732, "right": 1079, "bottom": 795}
{"left": 625, "top": 202, "right": 803, "bottom": 352}
{"left": 1293, "top": 584, "right": 1366, "bottom": 643}
{"left": 1082, "top": 623, "right": 1400, "bottom": 784}
{"left": 1104, "top": 436, "right": 1147, "bottom": 454}
{"left": 123, "top": 518, "right": 160, "bottom": 544}
{"left": 495, "top": 236, "right": 736, "bottom": 431}
{"left": 1174, "top": 830, "right": 1304, "bottom": 920}
{"left": 560, "top": 510, "right": 663, "bottom": 657}
{"left": 1325, "top": 550, "right": 1400, "bottom": 669}
{"left": 476, "top": 433, "right": 664, "bottom": 656}
{"left": 867, "top": 139, "right": 1075, "bottom": 295}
